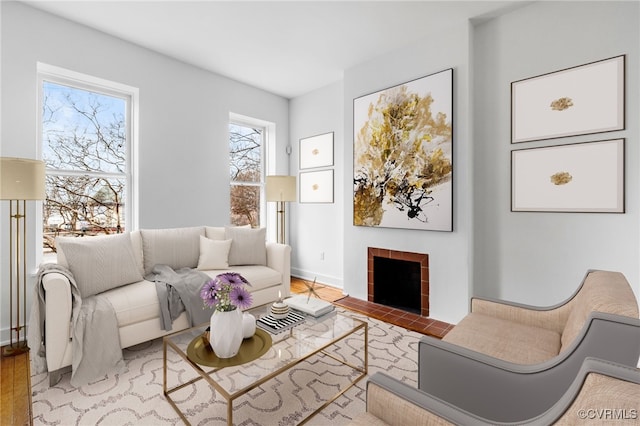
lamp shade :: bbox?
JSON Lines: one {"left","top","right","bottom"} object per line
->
{"left": 266, "top": 175, "right": 296, "bottom": 202}
{"left": 0, "top": 157, "right": 46, "bottom": 200}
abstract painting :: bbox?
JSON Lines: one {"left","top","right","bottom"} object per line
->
{"left": 353, "top": 69, "right": 453, "bottom": 231}
{"left": 511, "top": 139, "right": 624, "bottom": 212}
{"left": 511, "top": 55, "right": 625, "bottom": 143}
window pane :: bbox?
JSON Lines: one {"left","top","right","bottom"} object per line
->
{"left": 44, "top": 175, "right": 126, "bottom": 252}
{"left": 230, "top": 184, "right": 260, "bottom": 227}
{"left": 229, "top": 123, "right": 262, "bottom": 183}
{"left": 42, "top": 81, "right": 126, "bottom": 174}
{"left": 41, "top": 77, "right": 129, "bottom": 255}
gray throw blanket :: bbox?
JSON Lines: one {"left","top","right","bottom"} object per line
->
{"left": 146, "top": 264, "right": 212, "bottom": 330}
{"left": 27, "top": 263, "right": 125, "bottom": 387}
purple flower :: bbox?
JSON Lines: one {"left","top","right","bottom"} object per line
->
{"left": 200, "top": 279, "right": 220, "bottom": 307}
{"left": 229, "top": 286, "right": 253, "bottom": 310}
{"left": 200, "top": 273, "right": 253, "bottom": 311}
{"left": 217, "top": 272, "right": 250, "bottom": 287}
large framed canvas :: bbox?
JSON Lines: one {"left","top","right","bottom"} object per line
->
{"left": 353, "top": 68, "right": 453, "bottom": 231}
{"left": 511, "top": 55, "right": 625, "bottom": 143}
{"left": 299, "top": 132, "right": 333, "bottom": 169}
{"left": 300, "top": 170, "right": 334, "bottom": 203}
{"left": 511, "top": 139, "right": 624, "bottom": 213}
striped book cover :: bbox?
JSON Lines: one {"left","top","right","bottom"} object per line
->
{"left": 256, "top": 311, "right": 306, "bottom": 334}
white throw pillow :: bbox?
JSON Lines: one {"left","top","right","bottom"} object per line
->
{"left": 197, "top": 236, "right": 232, "bottom": 270}
{"left": 140, "top": 227, "right": 205, "bottom": 275}
{"left": 56, "top": 233, "right": 144, "bottom": 298}
{"left": 225, "top": 227, "right": 267, "bottom": 266}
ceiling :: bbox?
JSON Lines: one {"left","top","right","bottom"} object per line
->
{"left": 23, "top": 1, "right": 525, "bottom": 99}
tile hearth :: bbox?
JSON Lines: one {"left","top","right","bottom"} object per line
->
{"left": 290, "top": 278, "right": 453, "bottom": 339}
{"left": 334, "top": 296, "right": 453, "bottom": 339}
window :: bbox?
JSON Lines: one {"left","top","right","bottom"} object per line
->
{"left": 229, "top": 121, "right": 264, "bottom": 227}
{"left": 38, "top": 65, "right": 137, "bottom": 256}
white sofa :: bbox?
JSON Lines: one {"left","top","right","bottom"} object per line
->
{"left": 40, "top": 225, "right": 291, "bottom": 385}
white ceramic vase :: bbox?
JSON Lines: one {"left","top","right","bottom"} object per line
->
{"left": 209, "top": 308, "right": 243, "bottom": 358}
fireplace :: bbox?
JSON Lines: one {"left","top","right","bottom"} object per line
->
{"left": 368, "top": 247, "right": 429, "bottom": 316}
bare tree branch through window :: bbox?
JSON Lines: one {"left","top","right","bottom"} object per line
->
{"left": 229, "top": 123, "right": 262, "bottom": 227}
{"left": 42, "top": 81, "right": 128, "bottom": 252}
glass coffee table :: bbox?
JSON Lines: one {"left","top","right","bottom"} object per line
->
{"left": 163, "top": 305, "right": 368, "bottom": 425}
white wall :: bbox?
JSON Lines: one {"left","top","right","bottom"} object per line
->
{"left": 0, "top": 2, "right": 289, "bottom": 343}
{"left": 342, "top": 21, "right": 474, "bottom": 324}
{"left": 290, "top": 1, "right": 639, "bottom": 324}
{"left": 472, "top": 1, "right": 640, "bottom": 305}
{"left": 289, "top": 81, "right": 345, "bottom": 288}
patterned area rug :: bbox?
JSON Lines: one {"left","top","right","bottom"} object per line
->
{"left": 31, "top": 308, "right": 424, "bottom": 425}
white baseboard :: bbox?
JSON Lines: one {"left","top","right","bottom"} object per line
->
{"left": 290, "top": 268, "right": 345, "bottom": 294}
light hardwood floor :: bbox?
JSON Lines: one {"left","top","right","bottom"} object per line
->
{"left": 0, "top": 349, "right": 32, "bottom": 426}
{"left": 290, "top": 277, "right": 345, "bottom": 302}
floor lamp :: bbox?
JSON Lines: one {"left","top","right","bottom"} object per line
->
{"left": 265, "top": 176, "right": 296, "bottom": 244}
{"left": 0, "top": 157, "right": 46, "bottom": 357}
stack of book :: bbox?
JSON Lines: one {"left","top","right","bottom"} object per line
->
{"left": 256, "top": 310, "right": 306, "bottom": 334}
{"left": 284, "top": 294, "right": 334, "bottom": 317}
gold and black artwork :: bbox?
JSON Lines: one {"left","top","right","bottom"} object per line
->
{"left": 353, "top": 69, "right": 453, "bottom": 231}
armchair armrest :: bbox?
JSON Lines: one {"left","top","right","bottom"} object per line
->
{"left": 42, "top": 272, "right": 74, "bottom": 372}
{"left": 470, "top": 296, "right": 571, "bottom": 334}
{"left": 362, "top": 372, "right": 486, "bottom": 425}
{"left": 266, "top": 242, "right": 291, "bottom": 298}
{"left": 418, "top": 313, "right": 640, "bottom": 423}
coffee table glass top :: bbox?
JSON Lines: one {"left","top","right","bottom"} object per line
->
{"left": 164, "top": 305, "right": 367, "bottom": 394}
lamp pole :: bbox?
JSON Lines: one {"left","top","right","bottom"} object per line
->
{"left": 1, "top": 157, "right": 46, "bottom": 357}
{"left": 4, "top": 200, "right": 28, "bottom": 356}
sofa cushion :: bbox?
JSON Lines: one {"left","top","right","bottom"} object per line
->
{"left": 140, "top": 226, "right": 205, "bottom": 275}
{"left": 197, "top": 236, "right": 232, "bottom": 270}
{"left": 561, "top": 270, "right": 639, "bottom": 352}
{"left": 129, "top": 230, "right": 145, "bottom": 276}
{"left": 206, "top": 225, "right": 251, "bottom": 240}
{"left": 202, "top": 265, "right": 281, "bottom": 292}
{"left": 225, "top": 227, "right": 267, "bottom": 266}
{"left": 443, "top": 313, "right": 561, "bottom": 364}
{"left": 105, "top": 266, "right": 280, "bottom": 327}
{"left": 100, "top": 280, "right": 161, "bottom": 327}
{"left": 205, "top": 226, "right": 226, "bottom": 240}
{"left": 56, "top": 233, "right": 144, "bottom": 298}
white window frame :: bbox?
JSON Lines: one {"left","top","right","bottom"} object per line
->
{"left": 36, "top": 63, "right": 139, "bottom": 259}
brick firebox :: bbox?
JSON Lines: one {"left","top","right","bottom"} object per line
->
{"left": 367, "top": 247, "right": 429, "bottom": 317}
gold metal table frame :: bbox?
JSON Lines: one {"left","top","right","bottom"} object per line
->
{"left": 163, "top": 309, "right": 368, "bottom": 425}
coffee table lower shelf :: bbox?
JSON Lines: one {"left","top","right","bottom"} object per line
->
{"left": 163, "top": 316, "right": 368, "bottom": 426}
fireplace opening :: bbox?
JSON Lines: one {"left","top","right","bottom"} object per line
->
{"left": 373, "top": 257, "right": 421, "bottom": 314}
{"left": 368, "top": 247, "right": 429, "bottom": 317}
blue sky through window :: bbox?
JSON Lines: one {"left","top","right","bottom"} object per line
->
{"left": 42, "top": 81, "right": 126, "bottom": 174}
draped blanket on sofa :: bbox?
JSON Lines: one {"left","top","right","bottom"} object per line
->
{"left": 29, "top": 263, "right": 210, "bottom": 386}
{"left": 29, "top": 263, "right": 125, "bottom": 387}
{"left": 146, "top": 264, "right": 212, "bottom": 330}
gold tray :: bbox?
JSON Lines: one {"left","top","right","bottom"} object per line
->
{"left": 186, "top": 328, "right": 272, "bottom": 368}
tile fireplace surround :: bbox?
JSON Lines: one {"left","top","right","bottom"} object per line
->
{"left": 367, "top": 247, "right": 429, "bottom": 317}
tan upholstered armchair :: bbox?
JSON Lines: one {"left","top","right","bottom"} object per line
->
{"left": 350, "top": 357, "right": 640, "bottom": 425}
{"left": 416, "top": 270, "right": 640, "bottom": 423}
